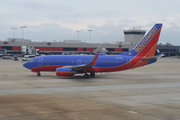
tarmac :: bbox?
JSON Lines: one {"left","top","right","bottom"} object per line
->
{"left": 0, "top": 57, "right": 180, "bottom": 120}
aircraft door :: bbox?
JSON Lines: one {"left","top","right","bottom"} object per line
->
{"left": 38, "top": 57, "right": 43, "bottom": 66}
{"left": 126, "top": 58, "right": 131, "bottom": 67}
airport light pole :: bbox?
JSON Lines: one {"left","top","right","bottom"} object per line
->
{"left": 11, "top": 27, "right": 18, "bottom": 39}
{"left": 76, "top": 31, "right": 80, "bottom": 40}
{"left": 53, "top": 40, "right": 56, "bottom": 53}
{"left": 20, "top": 26, "right": 27, "bottom": 39}
{"left": 88, "top": 29, "right": 93, "bottom": 43}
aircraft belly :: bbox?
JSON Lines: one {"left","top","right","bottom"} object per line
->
{"left": 31, "top": 65, "right": 63, "bottom": 72}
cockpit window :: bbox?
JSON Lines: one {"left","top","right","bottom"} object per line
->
{"left": 29, "top": 60, "right": 33, "bottom": 62}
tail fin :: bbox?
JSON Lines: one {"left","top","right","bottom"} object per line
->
{"left": 122, "top": 23, "right": 163, "bottom": 57}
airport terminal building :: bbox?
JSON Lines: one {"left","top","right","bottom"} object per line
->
{"left": 0, "top": 28, "right": 180, "bottom": 56}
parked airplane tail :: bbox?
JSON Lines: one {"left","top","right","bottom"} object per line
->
{"left": 121, "top": 23, "right": 163, "bottom": 57}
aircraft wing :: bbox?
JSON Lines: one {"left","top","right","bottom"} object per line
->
{"left": 64, "top": 51, "right": 99, "bottom": 71}
{"left": 84, "top": 51, "right": 99, "bottom": 67}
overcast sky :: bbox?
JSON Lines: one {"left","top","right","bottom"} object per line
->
{"left": 0, "top": 0, "right": 180, "bottom": 45}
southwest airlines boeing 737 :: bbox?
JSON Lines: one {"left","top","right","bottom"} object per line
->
{"left": 23, "top": 23, "right": 163, "bottom": 78}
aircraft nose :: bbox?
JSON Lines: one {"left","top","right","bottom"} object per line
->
{"left": 23, "top": 62, "right": 30, "bottom": 69}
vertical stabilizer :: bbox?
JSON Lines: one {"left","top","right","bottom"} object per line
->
{"left": 121, "top": 23, "right": 163, "bottom": 57}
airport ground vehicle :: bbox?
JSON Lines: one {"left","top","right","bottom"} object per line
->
{"left": 2, "top": 56, "right": 11, "bottom": 59}
{"left": 22, "top": 55, "right": 36, "bottom": 61}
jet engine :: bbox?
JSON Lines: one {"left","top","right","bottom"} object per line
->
{"left": 56, "top": 67, "right": 73, "bottom": 76}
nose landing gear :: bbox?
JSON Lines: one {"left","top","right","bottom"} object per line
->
{"left": 37, "top": 72, "right": 41, "bottom": 76}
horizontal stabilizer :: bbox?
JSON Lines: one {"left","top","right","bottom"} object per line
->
{"left": 141, "top": 54, "right": 163, "bottom": 61}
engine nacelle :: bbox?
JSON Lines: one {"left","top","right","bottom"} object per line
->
{"left": 56, "top": 67, "right": 73, "bottom": 76}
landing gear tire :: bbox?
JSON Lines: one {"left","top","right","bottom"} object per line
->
{"left": 37, "top": 72, "right": 41, "bottom": 76}
{"left": 90, "top": 72, "right": 95, "bottom": 77}
{"left": 83, "top": 74, "right": 89, "bottom": 79}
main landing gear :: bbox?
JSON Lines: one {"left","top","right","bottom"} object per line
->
{"left": 83, "top": 72, "right": 95, "bottom": 79}
{"left": 90, "top": 72, "right": 95, "bottom": 77}
{"left": 83, "top": 74, "right": 89, "bottom": 78}
{"left": 37, "top": 72, "right": 41, "bottom": 76}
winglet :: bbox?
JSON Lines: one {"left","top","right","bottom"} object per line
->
{"left": 86, "top": 51, "right": 99, "bottom": 66}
